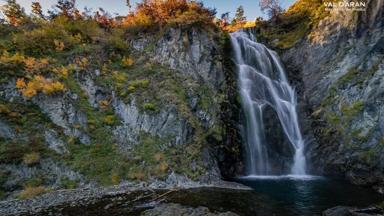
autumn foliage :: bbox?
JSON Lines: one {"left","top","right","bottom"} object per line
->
{"left": 123, "top": 0, "right": 216, "bottom": 31}
{"left": 16, "top": 76, "right": 65, "bottom": 98}
{"left": 0, "top": 0, "right": 219, "bottom": 99}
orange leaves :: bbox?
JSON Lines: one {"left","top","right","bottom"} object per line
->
{"left": 17, "top": 76, "right": 65, "bottom": 98}
{"left": 16, "top": 78, "right": 26, "bottom": 89}
{"left": 24, "top": 57, "right": 49, "bottom": 73}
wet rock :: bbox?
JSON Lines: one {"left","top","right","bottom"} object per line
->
{"left": 0, "top": 183, "right": 253, "bottom": 216}
{"left": 142, "top": 203, "right": 238, "bottom": 216}
{"left": 323, "top": 206, "right": 384, "bottom": 216}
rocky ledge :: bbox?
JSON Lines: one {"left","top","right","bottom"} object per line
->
{"left": 323, "top": 206, "right": 384, "bottom": 216}
{"left": 0, "top": 181, "right": 255, "bottom": 216}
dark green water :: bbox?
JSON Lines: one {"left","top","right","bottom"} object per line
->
{"left": 235, "top": 175, "right": 383, "bottom": 215}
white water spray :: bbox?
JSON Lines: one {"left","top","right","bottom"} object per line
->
{"left": 230, "top": 30, "right": 306, "bottom": 176}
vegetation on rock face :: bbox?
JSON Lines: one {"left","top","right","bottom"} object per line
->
{"left": 18, "top": 186, "right": 49, "bottom": 199}
{"left": 254, "top": 0, "right": 330, "bottom": 49}
{"left": 0, "top": 0, "right": 227, "bottom": 198}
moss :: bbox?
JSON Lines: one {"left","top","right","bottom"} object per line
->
{"left": 361, "top": 148, "right": 377, "bottom": 165}
{"left": 336, "top": 67, "right": 360, "bottom": 87}
{"left": 60, "top": 176, "right": 78, "bottom": 189}
{"left": 129, "top": 133, "right": 205, "bottom": 180}
{"left": 380, "top": 138, "right": 384, "bottom": 149}
{"left": 0, "top": 170, "right": 8, "bottom": 199}
{"left": 64, "top": 75, "right": 118, "bottom": 141}
{"left": 65, "top": 142, "right": 127, "bottom": 185}
{"left": 143, "top": 103, "right": 157, "bottom": 112}
{"left": 0, "top": 100, "right": 57, "bottom": 164}
{"left": 350, "top": 129, "right": 369, "bottom": 143}
{"left": 340, "top": 100, "right": 364, "bottom": 120}
{"left": 24, "top": 177, "right": 45, "bottom": 187}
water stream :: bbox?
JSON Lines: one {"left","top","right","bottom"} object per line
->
{"left": 230, "top": 30, "right": 306, "bottom": 176}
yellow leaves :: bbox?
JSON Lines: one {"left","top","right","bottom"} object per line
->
{"left": 0, "top": 51, "right": 25, "bottom": 65}
{"left": 158, "top": 162, "right": 169, "bottom": 173}
{"left": 103, "top": 115, "right": 116, "bottom": 125}
{"left": 0, "top": 104, "right": 11, "bottom": 114}
{"left": 223, "top": 21, "right": 256, "bottom": 33}
{"left": 110, "top": 172, "right": 121, "bottom": 185}
{"left": 121, "top": 56, "right": 134, "bottom": 67}
{"left": 0, "top": 51, "right": 50, "bottom": 73}
{"left": 243, "top": 21, "right": 257, "bottom": 28}
{"left": 75, "top": 57, "right": 89, "bottom": 70}
{"left": 112, "top": 71, "right": 128, "bottom": 83}
{"left": 17, "top": 75, "right": 65, "bottom": 98}
{"left": 24, "top": 57, "right": 36, "bottom": 73}
{"left": 53, "top": 65, "right": 74, "bottom": 78}
{"left": 101, "top": 64, "right": 109, "bottom": 75}
{"left": 57, "top": 67, "right": 69, "bottom": 77}
{"left": 42, "top": 81, "right": 65, "bottom": 95}
{"left": 54, "top": 39, "right": 65, "bottom": 51}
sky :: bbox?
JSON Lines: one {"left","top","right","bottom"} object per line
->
{"left": 0, "top": 0, "right": 296, "bottom": 20}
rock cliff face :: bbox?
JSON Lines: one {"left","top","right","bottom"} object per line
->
{"left": 281, "top": 0, "right": 384, "bottom": 191}
{"left": 0, "top": 25, "right": 238, "bottom": 199}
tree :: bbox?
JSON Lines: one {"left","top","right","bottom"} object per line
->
{"left": 259, "top": 0, "right": 282, "bottom": 20}
{"left": 126, "top": 0, "right": 131, "bottom": 9}
{"left": 49, "top": 0, "right": 81, "bottom": 19}
{"left": 1, "top": 0, "right": 27, "bottom": 26}
{"left": 31, "top": 2, "right": 45, "bottom": 19}
{"left": 124, "top": 0, "right": 216, "bottom": 29}
{"left": 94, "top": 8, "right": 115, "bottom": 31}
{"left": 232, "top": 6, "right": 246, "bottom": 25}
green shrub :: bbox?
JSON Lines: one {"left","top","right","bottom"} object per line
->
{"left": 23, "top": 152, "right": 40, "bottom": 165}
{"left": 143, "top": 103, "right": 156, "bottom": 111}
{"left": 60, "top": 176, "right": 78, "bottom": 189}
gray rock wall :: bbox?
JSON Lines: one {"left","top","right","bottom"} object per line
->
{"left": 281, "top": 0, "right": 384, "bottom": 191}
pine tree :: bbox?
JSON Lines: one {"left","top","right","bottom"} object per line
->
{"left": 233, "top": 6, "right": 246, "bottom": 25}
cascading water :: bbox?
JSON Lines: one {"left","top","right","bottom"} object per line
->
{"left": 230, "top": 30, "right": 306, "bottom": 176}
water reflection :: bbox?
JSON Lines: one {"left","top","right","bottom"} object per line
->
{"left": 236, "top": 177, "right": 383, "bottom": 215}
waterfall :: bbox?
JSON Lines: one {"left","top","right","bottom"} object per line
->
{"left": 230, "top": 30, "right": 306, "bottom": 176}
